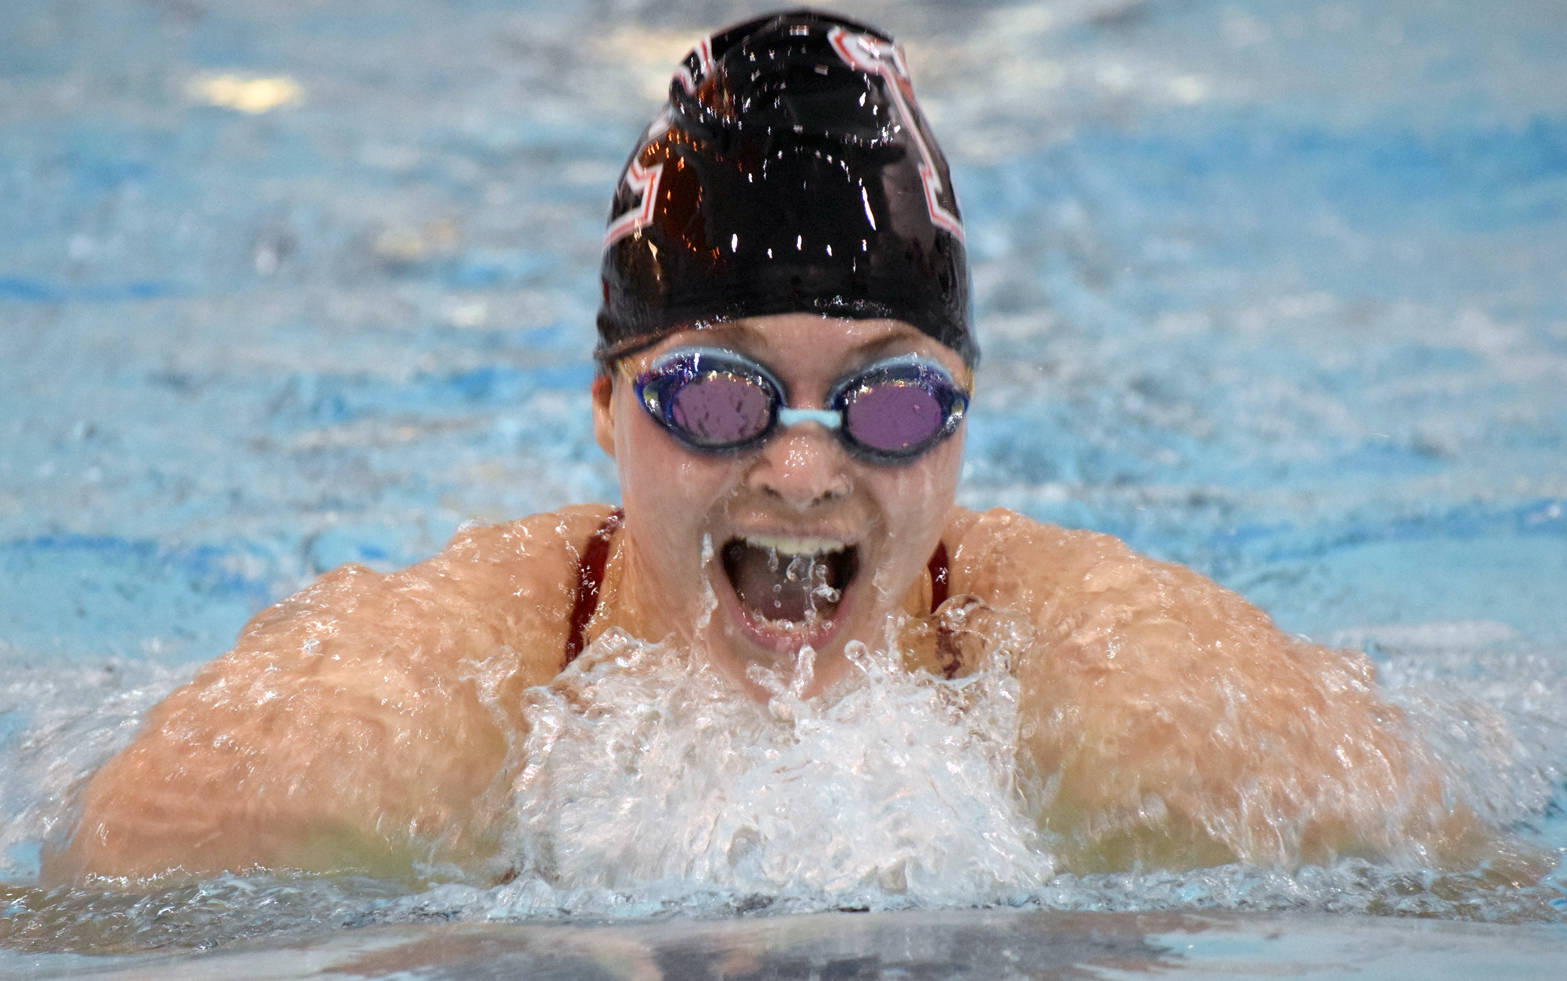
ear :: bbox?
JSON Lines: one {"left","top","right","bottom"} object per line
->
{"left": 591, "top": 373, "right": 616, "bottom": 459}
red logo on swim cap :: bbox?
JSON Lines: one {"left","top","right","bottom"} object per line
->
{"left": 673, "top": 35, "right": 715, "bottom": 96}
{"left": 826, "top": 26, "right": 965, "bottom": 242}
{"left": 603, "top": 158, "right": 663, "bottom": 247}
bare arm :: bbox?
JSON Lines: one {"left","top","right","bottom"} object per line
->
{"left": 945, "top": 507, "right": 1476, "bottom": 870}
{"left": 44, "top": 505, "right": 615, "bottom": 884}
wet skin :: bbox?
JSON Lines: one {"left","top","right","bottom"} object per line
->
{"left": 590, "top": 314, "right": 967, "bottom": 699}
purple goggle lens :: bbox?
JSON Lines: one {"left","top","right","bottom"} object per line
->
{"left": 635, "top": 348, "right": 968, "bottom": 463}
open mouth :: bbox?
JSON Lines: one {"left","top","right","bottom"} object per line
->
{"left": 720, "top": 535, "right": 860, "bottom": 628}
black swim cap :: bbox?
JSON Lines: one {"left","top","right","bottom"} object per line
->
{"left": 596, "top": 9, "right": 977, "bottom": 367}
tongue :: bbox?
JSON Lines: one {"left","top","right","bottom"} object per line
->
{"left": 729, "top": 546, "right": 838, "bottom": 624}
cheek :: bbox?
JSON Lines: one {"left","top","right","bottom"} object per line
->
{"left": 616, "top": 409, "right": 734, "bottom": 549}
{"left": 890, "top": 440, "right": 963, "bottom": 518}
{"left": 870, "top": 442, "right": 962, "bottom": 563}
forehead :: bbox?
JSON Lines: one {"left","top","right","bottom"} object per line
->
{"left": 648, "top": 314, "right": 961, "bottom": 372}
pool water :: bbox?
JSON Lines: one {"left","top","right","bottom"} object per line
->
{"left": 3, "top": 0, "right": 1565, "bottom": 974}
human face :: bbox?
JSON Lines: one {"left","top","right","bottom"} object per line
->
{"left": 593, "top": 314, "right": 968, "bottom": 698}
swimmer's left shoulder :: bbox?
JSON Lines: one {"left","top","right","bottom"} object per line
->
{"left": 945, "top": 506, "right": 1103, "bottom": 547}
{"left": 944, "top": 506, "right": 1117, "bottom": 572}
{"left": 948, "top": 506, "right": 1239, "bottom": 590}
{"left": 943, "top": 507, "right": 1252, "bottom": 625}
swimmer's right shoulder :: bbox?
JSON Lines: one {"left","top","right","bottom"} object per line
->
{"left": 435, "top": 504, "right": 622, "bottom": 564}
{"left": 407, "top": 506, "right": 622, "bottom": 657}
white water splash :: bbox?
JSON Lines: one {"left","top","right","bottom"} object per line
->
{"left": 493, "top": 626, "right": 1054, "bottom": 915}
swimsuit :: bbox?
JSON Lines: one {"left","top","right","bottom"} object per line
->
{"left": 565, "top": 509, "right": 960, "bottom": 676}
{"left": 564, "top": 509, "right": 624, "bottom": 665}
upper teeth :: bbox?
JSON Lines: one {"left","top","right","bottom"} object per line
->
{"left": 744, "top": 534, "right": 847, "bottom": 556}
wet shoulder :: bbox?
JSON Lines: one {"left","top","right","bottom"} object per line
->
{"left": 941, "top": 506, "right": 1285, "bottom": 648}
{"left": 948, "top": 510, "right": 1430, "bottom": 872}
{"left": 943, "top": 506, "right": 1146, "bottom": 605}
{"left": 229, "top": 504, "right": 620, "bottom": 684}
{"left": 413, "top": 503, "right": 621, "bottom": 657}
{"left": 432, "top": 504, "right": 619, "bottom": 589}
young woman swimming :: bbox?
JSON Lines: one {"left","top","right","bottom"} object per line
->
{"left": 47, "top": 9, "right": 1482, "bottom": 884}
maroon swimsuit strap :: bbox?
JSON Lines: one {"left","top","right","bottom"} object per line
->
{"left": 927, "top": 539, "right": 951, "bottom": 611}
{"left": 563, "top": 511, "right": 955, "bottom": 670}
{"left": 563, "top": 508, "right": 623, "bottom": 665}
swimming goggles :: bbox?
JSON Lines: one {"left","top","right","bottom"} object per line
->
{"left": 634, "top": 347, "right": 969, "bottom": 463}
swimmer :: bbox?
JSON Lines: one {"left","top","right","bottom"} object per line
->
{"left": 46, "top": 9, "right": 1489, "bottom": 884}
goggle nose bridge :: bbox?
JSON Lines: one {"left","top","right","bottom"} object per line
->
{"left": 776, "top": 406, "right": 843, "bottom": 431}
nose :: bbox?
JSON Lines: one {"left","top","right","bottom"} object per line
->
{"left": 745, "top": 417, "right": 851, "bottom": 510}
